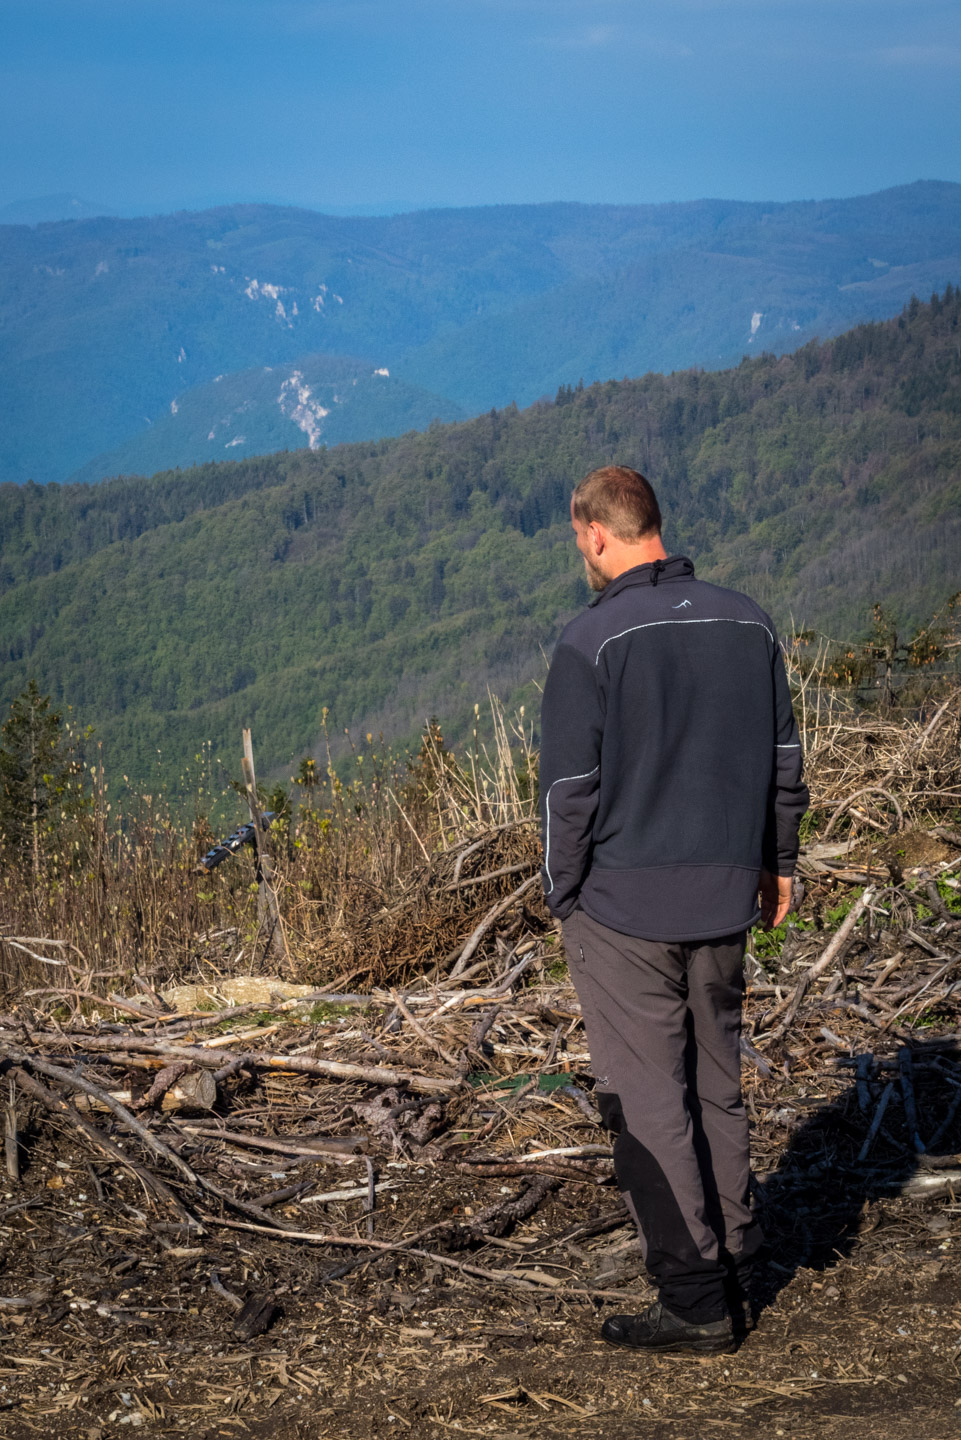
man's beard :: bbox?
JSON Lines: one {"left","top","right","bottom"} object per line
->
{"left": 584, "top": 556, "right": 610, "bottom": 592}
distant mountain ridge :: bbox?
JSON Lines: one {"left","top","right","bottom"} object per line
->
{"left": 67, "top": 356, "right": 463, "bottom": 484}
{"left": 2, "top": 181, "right": 960, "bottom": 484}
{"left": 1, "top": 290, "right": 958, "bottom": 797}
{"left": 0, "top": 193, "right": 116, "bottom": 224}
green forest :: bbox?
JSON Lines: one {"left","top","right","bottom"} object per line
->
{"left": 0, "top": 289, "right": 959, "bottom": 796}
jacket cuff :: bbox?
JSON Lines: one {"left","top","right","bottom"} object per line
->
{"left": 547, "top": 894, "right": 579, "bottom": 921}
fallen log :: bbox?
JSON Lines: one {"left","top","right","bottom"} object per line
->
{"left": 894, "top": 1171, "right": 961, "bottom": 1200}
{"left": 16, "top": 1035, "right": 457, "bottom": 1095}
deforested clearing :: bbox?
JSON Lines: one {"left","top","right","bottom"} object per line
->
{"left": 0, "top": 653, "right": 960, "bottom": 1438}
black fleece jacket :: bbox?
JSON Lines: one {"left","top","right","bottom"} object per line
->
{"left": 539, "top": 555, "right": 809, "bottom": 941}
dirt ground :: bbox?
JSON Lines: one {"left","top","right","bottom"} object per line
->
{"left": 1, "top": 1099, "right": 959, "bottom": 1440}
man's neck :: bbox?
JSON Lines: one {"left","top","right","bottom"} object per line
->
{"left": 604, "top": 535, "right": 669, "bottom": 580}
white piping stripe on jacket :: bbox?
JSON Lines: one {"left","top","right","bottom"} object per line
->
{"left": 543, "top": 766, "right": 599, "bottom": 893}
{"left": 776, "top": 743, "right": 801, "bottom": 748}
{"left": 595, "top": 616, "right": 775, "bottom": 667}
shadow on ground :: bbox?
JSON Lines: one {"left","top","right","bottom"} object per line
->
{"left": 752, "top": 1036, "right": 961, "bottom": 1311}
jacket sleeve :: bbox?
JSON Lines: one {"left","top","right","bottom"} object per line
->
{"left": 762, "top": 643, "right": 810, "bottom": 876}
{"left": 539, "top": 640, "right": 604, "bottom": 919}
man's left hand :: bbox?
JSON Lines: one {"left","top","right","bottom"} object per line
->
{"left": 759, "top": 869, "right": 793, "bottom": 930}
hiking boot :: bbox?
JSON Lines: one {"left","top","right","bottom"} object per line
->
{"left": 601, "top": 1300, "right": 735, "bottom": 1354}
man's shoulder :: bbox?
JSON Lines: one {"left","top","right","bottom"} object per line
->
{"left": 685, "top": 578, "right": 778, "bottom": 637}
{"left": 558, "top": 578, "right": 777, "bottom": 652}
{"left": 555, "top": 605, "right": 608, "bottom": 663}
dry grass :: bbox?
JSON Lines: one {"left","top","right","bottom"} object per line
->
{"left": 782, "top": 618, "right": 961, "bottom": 836}
{"left": 0, "top": 698, "right": 540, "bottom": 1000}
{"left": 1, "top": 657, "right": 958, "bottom": 1005}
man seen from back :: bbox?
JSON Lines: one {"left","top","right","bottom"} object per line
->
{"left": 539, "top": 465, "right": 809, "bottom": 1353}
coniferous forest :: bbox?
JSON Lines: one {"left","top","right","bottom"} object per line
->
{"left": 0, "top": 289, "right": 959, "bottom": 795}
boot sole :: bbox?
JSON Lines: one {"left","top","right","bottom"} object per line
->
{"left": 602, "top": 1332, "right": 736, "bottom": 1355}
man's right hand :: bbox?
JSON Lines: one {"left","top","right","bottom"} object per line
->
{"left": 759, "top": 869, "right": 793, "bottom": 930}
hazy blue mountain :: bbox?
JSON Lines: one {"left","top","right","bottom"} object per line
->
{"left": 0, "top": 194, "right": 117, "bottom": 224}
{"left": 2, "top": 181, "right": 960, "bottom": 483}
{"left": 67, "top": 356, "right": 464, "bottom": 484}
{"left": 399, "top": 244, "right": 961, "bottom": 410}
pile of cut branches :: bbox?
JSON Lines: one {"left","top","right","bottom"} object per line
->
{"left": 794, "top": 678, "right": 961, "bottom": 841}
{"left": 313, "top": 818, "right": 547, "bottom": 986}
{"left": 1, "top": 810, "right": 959, "bottom": 1316}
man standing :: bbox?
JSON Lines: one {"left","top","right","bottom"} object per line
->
{"left": 539, "top": 466, "right": 808, "bottom": 1354}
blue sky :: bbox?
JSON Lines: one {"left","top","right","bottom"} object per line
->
{"left": 2, "top": 0, "right": 960, "bottom": 214}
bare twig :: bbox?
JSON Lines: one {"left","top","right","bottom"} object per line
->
{"left": 448, "top": 875, "right": 540, "bottom": 978}
{"left": 4, "top": 1078, "right": 19, "bottom": 1183}
{"left": 206, "top": 1216, "right": 643, "bottom": 1302}
{"left": 15, "top": 1034, "right": 457, "bottom": 1096}
{"left": 760, "top": 888, "right": 876, "bottom": 1038}
{"left": 390, "top": 988, "right": 459, "bottom": 1068}
{"left": 857, "top": 1080, "right": 896, "bottom": 1163}
{"left": 3, "top": 1045, "right": 200, "bottom": 1185}
{"left": 898, "top": 1047, "right": 925, "bottom": 1153}
{"left": 7, "top": 1064, "right": 202, "bottom": 1230}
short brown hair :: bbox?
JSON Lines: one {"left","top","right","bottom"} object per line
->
{"left": 571, "top": 466, "right": 662, "bottom": 541}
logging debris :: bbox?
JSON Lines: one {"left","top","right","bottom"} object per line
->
{"left": 0, "top": 696, "right": 960, "bottom": 1434}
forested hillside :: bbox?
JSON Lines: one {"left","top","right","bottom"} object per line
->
{"left": 1, "top": 290, "right": 958, "bottom": 794}
{"left": 2, "top": 181, "right": 960, "bottom": 484}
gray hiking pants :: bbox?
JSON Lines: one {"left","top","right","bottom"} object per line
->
{"left": 562, "top": 908, "right": 763, "bottom": 1322}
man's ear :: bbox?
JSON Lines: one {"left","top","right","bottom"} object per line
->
{"left": 589, "top": 521, "right": 606, "bottom": 554}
